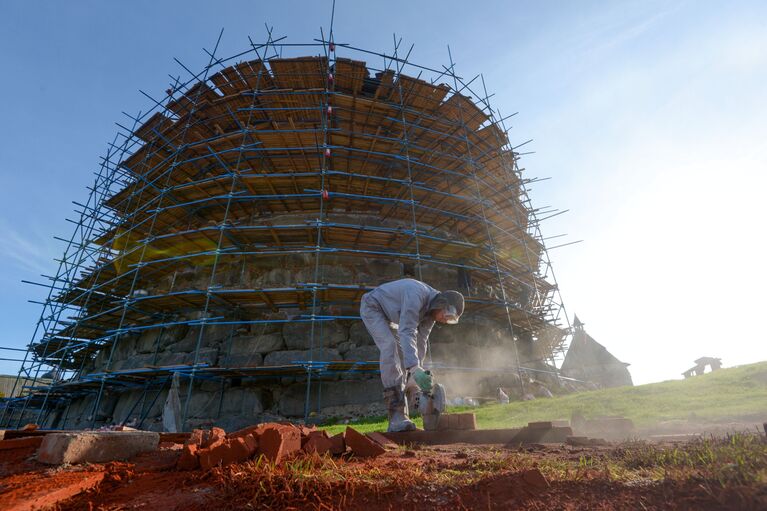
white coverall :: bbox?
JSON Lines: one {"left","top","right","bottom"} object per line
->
{"left": 359, "top": 279, "right": 440, "bottom": 389}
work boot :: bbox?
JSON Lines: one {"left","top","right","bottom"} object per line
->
{"left": 383, "top": 386, "right": 416, "bottom": 432}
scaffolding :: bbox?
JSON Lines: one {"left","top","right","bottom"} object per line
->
{"left": 0, "top": 28, "right": 571, "bottom": 430}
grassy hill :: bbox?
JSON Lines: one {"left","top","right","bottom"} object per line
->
{"left": 322, "top": 360, "right": 767, "bottom": 435}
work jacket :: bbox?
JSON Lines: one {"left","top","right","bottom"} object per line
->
{"left": 365, "top": 278, "right": 440, "bottom": 369}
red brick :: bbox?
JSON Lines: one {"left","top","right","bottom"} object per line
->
{"left": 527, "top": 421, "right": 554, "bottom": 430}
{"left": 303, "top": 434, "right": 333, "bottom": 455}
{"left": 226, "top": 437, "right": 252, "bottom": 465}
{"left": 258, "top": 426, "right": 301, "bottom": 464}
{"left": 456, "top": 413, "right": 477, "bottom": 430}
{"left": 176, "top": 443, "right": 200, "bottom": 470}
{"left": 345, "top": 427, "right": 385, "bottom": 458}
{"left": 366, "top": 432, "right": 397, "bottom": 448}
{"left": 328, "top": 432, "right": 346, "bottom": 455}
{"left": 21, "top": 423, "right": 39, "bottom": 432}
{"left": 202, "top": 427, "right": 226, "bottom": 448}
{"left": 243, "top": 433, "right": 258, "bottom": 455}
{"left": 437, "top": 414, "right": 450, "bottom": 431}
{"left": 227, "top": 424, "right": 261, "bottom": 440}
{"left": 0, "top": 436, "right": 43, "bottom": 451}
{"left": 187, "top": 429, "right": 205, "bottom": 446}
{"left": 521, "top": 468, "right": 549, "bottom": 493}
{"left": 200, "top": 439, "right": 238, "bottom": 470}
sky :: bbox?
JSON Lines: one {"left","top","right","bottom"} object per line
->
{"left": 0, "top": 0, "right": 765, "bottom": 384}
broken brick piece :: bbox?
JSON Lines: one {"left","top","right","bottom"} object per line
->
{"left": 176, "top": 443, "right": 200, "bottom": 470}
{"left": 0, "top": 436, "right": 43, "bottom": 451}
{"left": 328, "top": 432, "right": 346, "bottom": 455}
{"left": 258, "top": 426, "right": 301, "bottom": 464}
{"left": 199, "top": 438, "right": 248, "bottom": 470}
{"left": 227, "top": 437, "right": 252, "bottom": 464}
{"left": 301, "top": 429, "right": 328, "bottom": 447}
{"left": 521, "top": 468, "right": 549, "bottom": 493}
{"left": 243, "top": 433, "right": 258, "bottom": 455}
{"left": 202, "top": 427, "right": 226, "bottom": 448}
{"left": 345, "top": 427, "right": 385, "bottom": 458}
{"left": 21, "top": 423, "right": 39, "bottom": 432}
{"left": 227, "top": 424, "right": 262, "bottom": 440}
{"left": 366, "top": 432, "right": 397, "bottom": 448}
{"left": 303, "top": 434, "right": 333, "bottom": 455}
{"left": 187, "top": 429, "right": 205, "bottom": 446}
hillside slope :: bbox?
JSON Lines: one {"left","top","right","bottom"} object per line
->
{"left": 323, "top": 361, "right": 767, "bottom": 434}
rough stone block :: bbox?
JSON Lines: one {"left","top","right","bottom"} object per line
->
{"left": 283, "top": 321, "right": 347, "bottom": 350}
{"left": 343, "top": 345, "right": 380, "bottom": 362}
{"left": 277, "top": 379, "right": 382, "bottom": 417}
{"left": 37, "top": 431, "right": 160, "bottom": 465}
{"left": 264, "top": 348, "right": 340, "bottom": 367}
{"left": 220, "top": 353, "right": 263, "bottom": 368}
{"left": 345, "top": 427, "right": 385, "bottom": 457}
{"left": 228, "top": 334, "right": 284, "bottom": 354}
{"left": 348, "top": 322, "right": 375, "bottom": 345}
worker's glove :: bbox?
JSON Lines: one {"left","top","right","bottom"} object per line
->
{"left": 411, "top": 367, "right": 433, "bottom": 393}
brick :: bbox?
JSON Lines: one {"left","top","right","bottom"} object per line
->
{"left": 345, "top": 427, "right": 385, "bottom": 458}
{"left": 328, "top": 432, "right": 346, "bottom": 455}
{"left": 303, "top": 434, "right": 333, "bottom": 455}
{"left": 243, "top": 433, "right": 258, "bottom": 455}
{"left": 21, "top": 423, "right": 39, "bottom": 432}
{"left": 436, "top": 413, "right": 476, "bottom": 431}
{"left": 202, "top": 427, "right": 226, "bottom": 448}
{"left": 37, "top": 431, "right": 159, "bottom": 465}
{"left": 258, "top": 425, "right": 301, "bottom": 464}
{"left": 521, "top": 468, "right": 549, "bottom": 493}
{"left": 227, "top": 437, "right": 252, "bottom": 464}
{"left": 187, "top": 429, "right": 205, "bottom": 446}
{"left": 176, "top": 443, "right": 200, "bottom": 470}
{"left": 455, "top": 413, "right": 477, "bottom": 430}
{"left": 301, "top": 429, "right": 328, "bottom": 447}
{"left": 4, "top": 471, "right": 104, "bottom": 511}
{"left": 566, "top": 436, "right": 590, "bottom": 446}
{"left": 0, "top": 436, "right": 43, "bottom": 451}
{"left": 527, "top": 421, "right": 554, "bottom": 430}
{"left": 366, "top": 432, "right": 397, "bottom": 448}
{"left": 227, "top": 424, "right": 261, "bottom": 440}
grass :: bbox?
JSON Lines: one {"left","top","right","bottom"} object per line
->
{"left": 320, "top": 361, "right": 767, "bottom": 434}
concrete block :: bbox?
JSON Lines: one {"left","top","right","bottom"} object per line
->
{"left": 37, "top": 431, "right": 160, "bottom": 465}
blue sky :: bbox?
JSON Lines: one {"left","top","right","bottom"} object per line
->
{"left": 0, "top": 0, "right": 765, "bottom": 384}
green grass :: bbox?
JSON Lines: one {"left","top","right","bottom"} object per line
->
{"left": 320, "top": 361, "right": 767, "bottom": 434}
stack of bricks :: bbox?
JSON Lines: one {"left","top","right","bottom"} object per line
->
{"left": 176, "top": 422, "right": 392, "bottom": 471}
{"left": 436, "top": 413, "right": 477, "bottom": 431}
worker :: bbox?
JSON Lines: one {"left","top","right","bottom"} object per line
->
{"left": 360, "top": 278, "right": 465, "bottom": 432}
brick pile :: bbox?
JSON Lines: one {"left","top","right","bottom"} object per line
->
{"left": 176, "top": 423, "right": 391, "bottom": 470}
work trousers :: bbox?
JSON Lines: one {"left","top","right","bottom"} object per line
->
{"left": 360, "top": 293, "right": 415, "bottom": 389}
